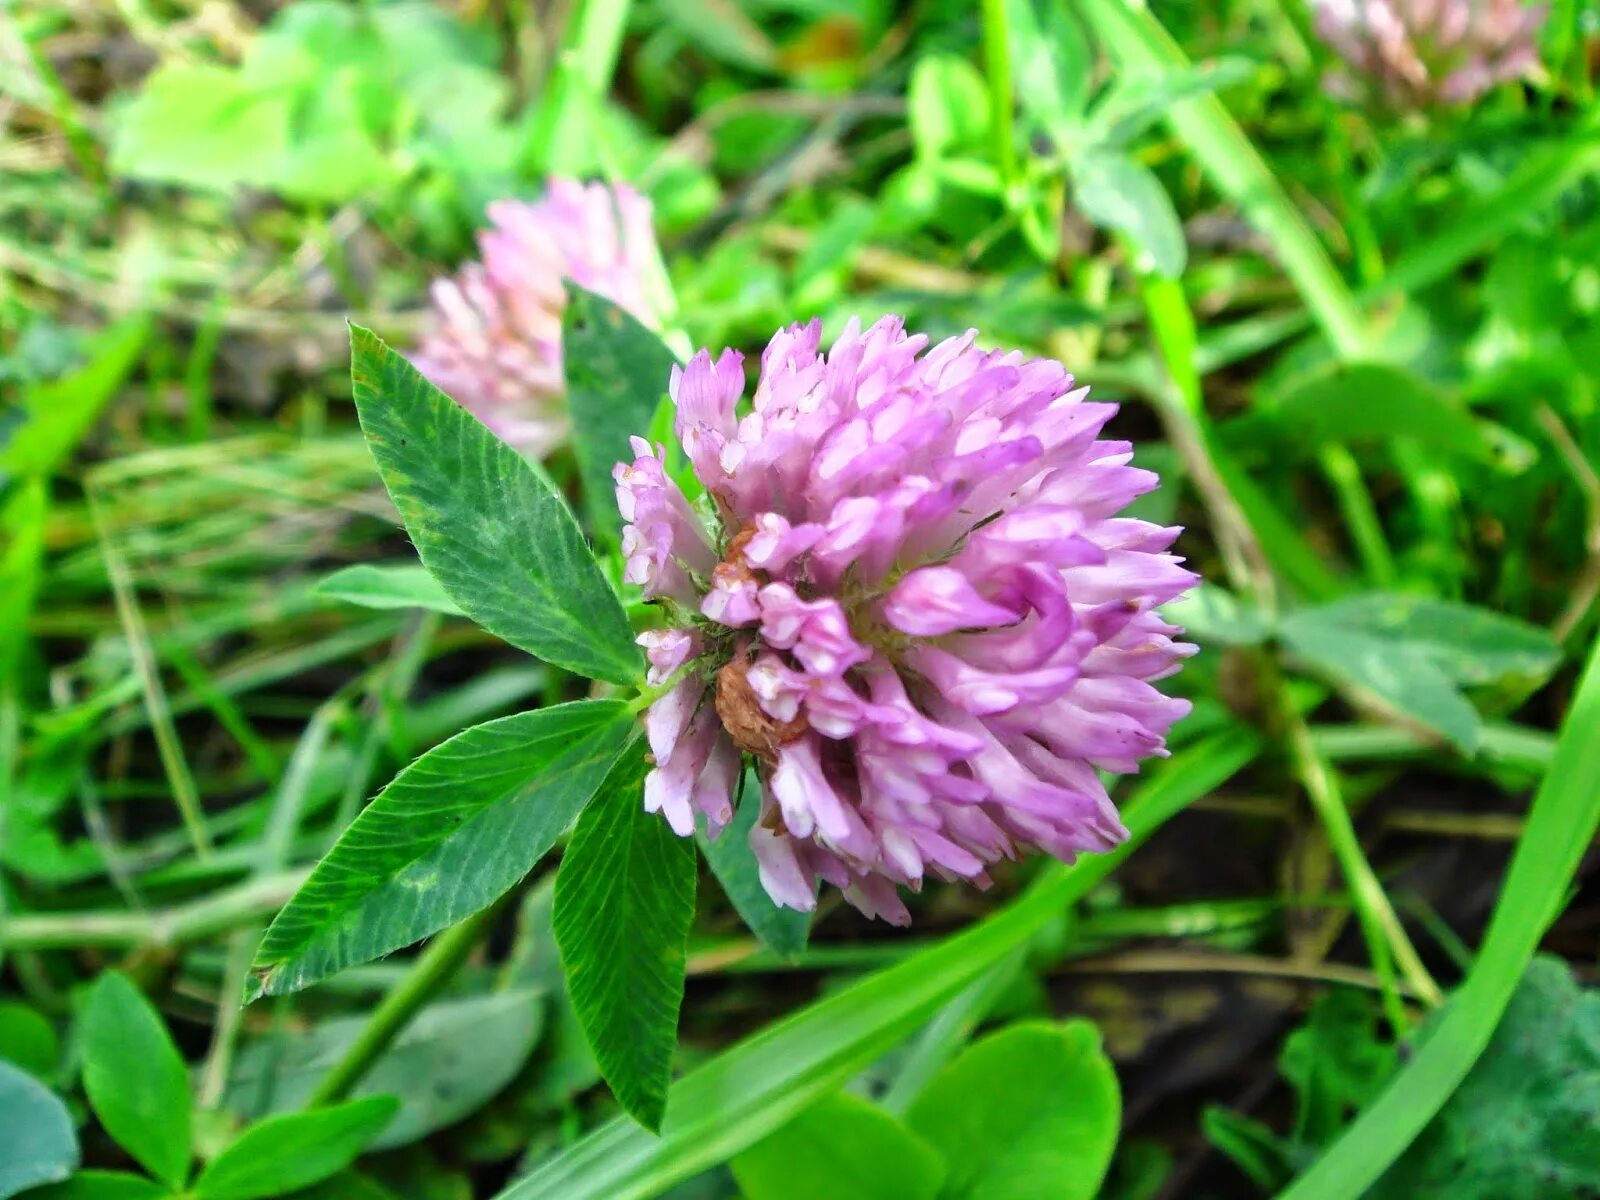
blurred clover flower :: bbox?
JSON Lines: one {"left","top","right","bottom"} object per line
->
{"left": 1314, "top": 0, "right": 1548, "bottom": 107}
{"left": 616, "top": 316, "right": 1196, "bottom": 924}
{"left": 411, "top": 179, "right": 663, "bottom": 456}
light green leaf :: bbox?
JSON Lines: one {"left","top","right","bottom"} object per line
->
{"left": 1161, "top": 584, "right": 1272, "bottom": 647}
{"left": 908, "top": 54, "right": 991, "bottom": 159}
{"left": 22, "top": 1172, "right": 170, "bottom": 1200}
{"left": 906, "top": 1020, "right": 1120, "bottom": 1200}
{"left": 267, "top": 68, "right": 394, "bottom": 203}
{"left": 506, "top": 731, "right": 1259, "bottom": 1200}
{"left": 554, "top": 742, "right": 697, "bottom": 1131}
{"left": 1281, "top": 622, "right": 1480, "bottom": 753}
{"left": 194, "top": 1096, "right": 398, "bottom": 1200}
{"left": 934, "top": 156, "right": 1006, "bottom": 196}
{"left": 0, "top": 482, "right": 47, "bottom": 680}
{"left": 1289, "top": 595, "right": 1558, "bottom": 685}
{"left": 1281, "top": 595, "right": 1559, "bottom": 753}
{"left": 1073, "top": 151, "right": 1186, "bottom": 277}
{"left": 1088, "top": 59, "right": 1255, "bottom": 149}
{"left": 81, "top": 973, "right": 191, "bottom": 1189}
{"left": 697, "top": 770, "right": 811, "bottom": 962}
{"left": 312, "top": 564, "right": 462, "bottom": 615}
{"left": 732, "top": 1091, "right": 945, "bottom": 1200}
{"left": 223, "top": 991, "right": 542, "bottom": 1149}
{"left": 562, "top": 288, "right": 679, "bottom": 544}
{"left": 0, "top": 1001, "right": 57, "bottom": 1080}
{"left": 251, "top": 700, "right": 635, "bottom": 998}
{"left": 109, "top": 65, "right": 291, "bottom": 192}
{"left": 1006, "top": 0, "right": 1092, "bottom": 129}
{"left": 349, "top": 325, "right": 638, "bottom": 684}
{"left": 0, "top": 1060, "right": 77, "bottom": 1198}
{"left": 1250, "top": 363, "right": 1494, "bottom": 461}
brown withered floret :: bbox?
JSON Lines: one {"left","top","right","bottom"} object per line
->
{"left": 715, "top": 655, "right": 807, "bottom": 763}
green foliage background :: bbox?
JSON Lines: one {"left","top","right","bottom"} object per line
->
{"left": 2, "top": 1, "right": 1599, "bottom": 1198}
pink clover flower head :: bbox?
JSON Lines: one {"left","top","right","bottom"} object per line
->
{"left": 616, "top": 317, "right": 1197, "bottom": 925}
{"left": 411, "top": 179, "right": 662, "bottom": 456}
{"left": 1314, "top": 0, "right": 1548, "bottom": 108}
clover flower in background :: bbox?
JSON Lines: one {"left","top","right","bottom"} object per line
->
{"left": 616, "top": 316, "right": 1196, "bottom": 924}
{"left": 1313, "top": 0, "right": 1548, "bottom": 108}
{"left": 411, "top": 179, "right": 662, "bottom": 456}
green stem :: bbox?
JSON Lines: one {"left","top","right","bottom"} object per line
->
{"left": 306, "top": 903, "right": 501, "bottom": 1106}
{"left": 0, "top": 871, "right": 309, "bottom": 950}
{"left": 1077, "top": 0, "right": 1372, "bottom": 359}
{"left": 1138, "top": 273, "right": 1278, "bottom": 612}
{"left": 565, "top": 0, "right": 632, "bottom": 96}
{"left": 199, "top": 933, "right": 257, "bottom": 1108}
{"left": 1311, "top": 721, "right": 1554, "bottom": 774}
{"left": 1319, "top": 444, "right": 1396, "bottom": 586}
{"left": 979, "top": 0, "right": 1018, "bottom": 190}
{"left": 1286, "top": 707, "right": 1442, "bottom": 1023}
{"left": 86, "top": 485, "right": 212, "bottom": 858}
{"left": 1079, "top": 0, "right": 1396, "bottom": 584}
{"left": 1130, "top": 270, "right": 1429, "bottom": 1012}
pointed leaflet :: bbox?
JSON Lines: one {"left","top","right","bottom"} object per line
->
{"left": 506, "top": 730, "right": 1261, "bottom": 1200}
{"left": 252, "top": 701, "right": 634, "bottom": 997}
{"left": 554, "top": 742, "right": 697, "bottom": 1131}
{"left": 562, "top": 288, "right": 679, "bottom": 544}
{"left": 81, "top": 974, "right": 191, "bottom": 1190}
{"left": 194, "top": 1096, "right": 398, "bottom": 1200}
{"left": 348, "top": 325, "right": 638, "bottom": 683}
{"left": 1073, "top": 150, "right": 1186, "bottom": 278}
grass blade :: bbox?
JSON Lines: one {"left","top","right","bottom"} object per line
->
{"left": 1280, "top": 632, "right": 1600, "bottom": 1199}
